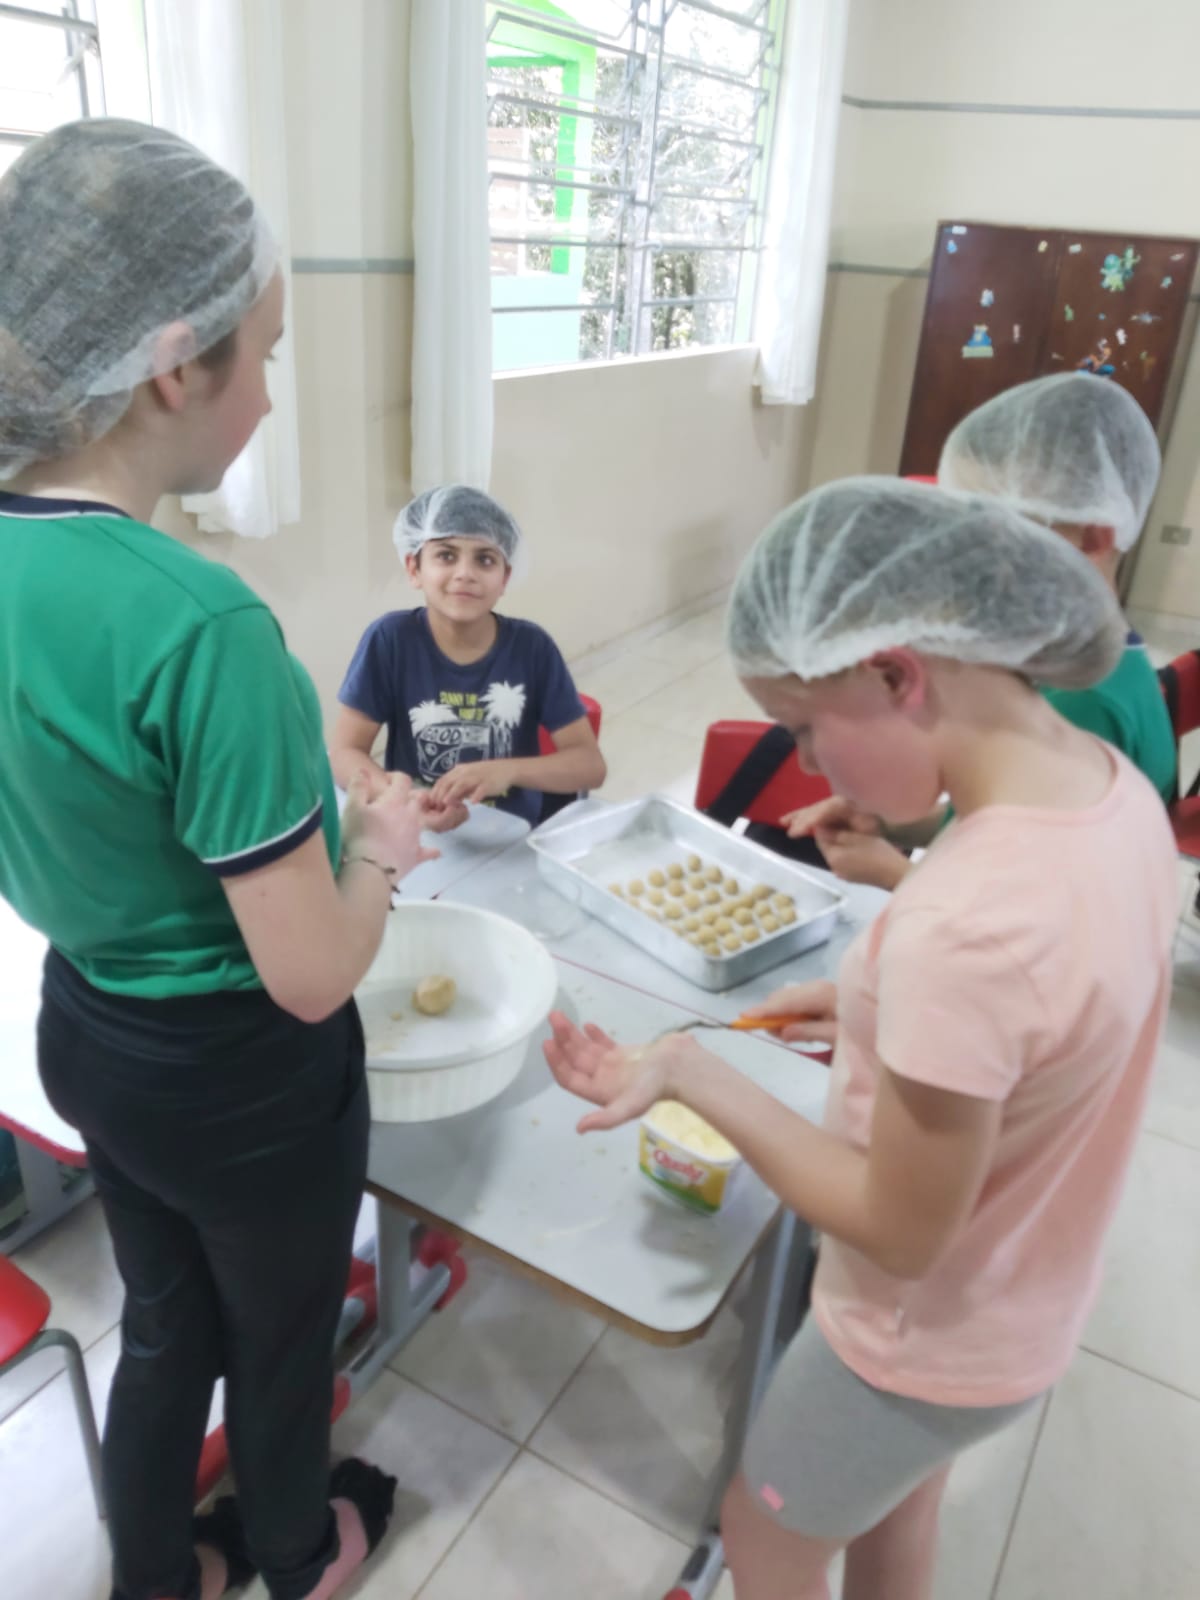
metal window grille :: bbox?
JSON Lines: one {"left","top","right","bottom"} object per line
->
{"left": 486, "top": 0, "right": 786, "bottom": 372}
{"left": 0, "top": 1, "right": 106, "bottom": 178}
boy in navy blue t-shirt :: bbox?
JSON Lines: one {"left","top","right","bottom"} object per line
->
{"left": 331, "top": 487, "right": 605, "bottom": 828}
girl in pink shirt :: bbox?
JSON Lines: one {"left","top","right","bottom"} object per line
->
{"left": 545, "top": 479, "right": 1177, "bottom": 1600}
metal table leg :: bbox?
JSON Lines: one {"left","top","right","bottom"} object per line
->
{"left": 340, "top": 1196, "right": 452, "bottom": 1398}
{"left": 665, "top": 1210, "right": 815, "bottom": 1600}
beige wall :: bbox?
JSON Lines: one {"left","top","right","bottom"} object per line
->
{"left": 811, "top": 0, "right": 1200, "bottom": 620}
{"left": 169, "top": 0, "right": 813, "bottom": 728}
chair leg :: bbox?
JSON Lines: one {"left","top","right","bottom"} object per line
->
{"left": 28, "top": 1328, "right": 105, "bottom": 1519}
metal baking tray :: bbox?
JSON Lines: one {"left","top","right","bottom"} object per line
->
{"left": 528, "top": 795, "right": 845, "bottom": 992}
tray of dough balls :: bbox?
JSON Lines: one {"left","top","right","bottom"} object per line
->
{"left": 528, "top": 795, "right": 845, "bottom": 992}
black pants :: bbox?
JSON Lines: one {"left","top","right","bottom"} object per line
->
{"left": 37, "top": 950, "right": 370, "bottom": 1600}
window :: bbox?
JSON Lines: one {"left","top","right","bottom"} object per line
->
{"left": 0, "top": 0, "right": 149, "bottom": 180}
{"left": 486, "top": 0, "right": 786, "bottom": 373}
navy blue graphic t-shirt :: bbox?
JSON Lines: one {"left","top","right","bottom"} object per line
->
{"left": 339, "top": 608, "right": 585, "bottom": 824}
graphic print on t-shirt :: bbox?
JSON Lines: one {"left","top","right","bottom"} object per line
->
{"left": 409, "top": 680, "right": 528, "bottom": 782}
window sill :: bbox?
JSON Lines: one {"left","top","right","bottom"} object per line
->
{"left": 492, "top": 342, "right": 760, "bottom": 385}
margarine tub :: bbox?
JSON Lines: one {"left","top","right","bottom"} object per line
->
{"left": 639, "top": 1100, "right": 742, "bottom": 1215}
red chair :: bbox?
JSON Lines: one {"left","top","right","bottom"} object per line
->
{"left": 694, "top": 720, "right": 830, "bottom": 827}
{"left": 1159, "top": 649, "right": 1200, "bottom": 857}
{"left": 538, "top": 693, "right": 603, "bottom": 822}
{"left": 537, "top": 692, "right": 602, "bottom": 756}
{"left": 0, "top": 1254, "right": 104, "bottom": 1516}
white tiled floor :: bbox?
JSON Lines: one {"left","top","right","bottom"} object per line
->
{"left": 5, "top": 601, "right": 1200, "bottom": 1599}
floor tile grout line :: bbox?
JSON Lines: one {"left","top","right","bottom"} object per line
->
{"left": 521, "top": 1438, "right": 697, "bottom": 1550}
{"left": 409, "top": 1448, "right": 525, "bottom": 1600}
{"left": 987, "top": 1390, "right": 1053, "bottom": 1600}
{"left": 588, "top": 664, "right": 713, "bottom": 725}
{"left": 519, "top": 1321, "right": 609, "bottom": 1446}
{"left": 1138, "top": 1123, "right": 1200, "bottom": 1156}
{"left": 379, "top": 1362, "right": 528, "bottom": 1447}
{"left": 1075, "top": 1344, "right": 1200, "bottom": 1405}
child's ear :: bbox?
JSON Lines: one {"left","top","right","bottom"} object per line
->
{"left": 404, "top": 552, "right": 423, "bottom": 588}
{"left": 499, "top": 561, "right": 513, "bottom": 594}
{"left": 1077, "top": 523, "right": 1117, "bottom": 559}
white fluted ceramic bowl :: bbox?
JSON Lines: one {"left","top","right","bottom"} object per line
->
{"left": 355, "top": 902, "right": 558, "bottom": 1122}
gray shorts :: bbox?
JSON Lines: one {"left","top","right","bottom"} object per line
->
{"left": 741, "top": 1314, "right": 1042, "bottom": 1541}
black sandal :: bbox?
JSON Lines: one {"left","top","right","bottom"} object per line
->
{"left": 329, "top": 1457, "right": 398, "bottom": 1555}
{"left": 193, "top": 1496, "right": 257, "bottom": 1592}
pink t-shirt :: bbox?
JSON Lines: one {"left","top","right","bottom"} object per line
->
{"left": 812, "top": 749, "right": 1177, "bottom": 1406}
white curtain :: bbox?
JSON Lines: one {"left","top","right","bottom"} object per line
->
{"left": 409, "top": 0, "right": 494, "bottom": 492}
{"left": 143, "top": 0, "right": 301, "bottom": 538}
{"left": 752, "top": 0, "right": 849, "bottom": 406}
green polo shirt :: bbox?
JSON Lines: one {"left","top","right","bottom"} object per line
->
{"left": 1043, "top": 632, "right": 1176, "bottom": 804}
{"left": 936, "top": 630, "right": 1174, "bottom": 838}
{"left": 0, "top": 492, "right": 339, "bottom": 998}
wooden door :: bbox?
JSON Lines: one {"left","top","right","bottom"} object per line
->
{"left": 898, "top": 222, "right": 1061, "bottom": 476}
{"left": 1041, "top": 231, "right": 1198, "bottom": 426}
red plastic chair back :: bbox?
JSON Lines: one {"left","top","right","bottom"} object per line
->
{"left": 694, "top": 720, "right": 830, "bottom": 826}
{"left": 0, "top": 1255, "right": 51, "bottom": 1366}
{"left": 538, "top": 692, "right": 601, "bottom": 756}
{"left": 1159, "top": 650, "right": 1200, "bottom": 858}
{"left": 1159, "top": 650, "right": 1200, "bottom": 743}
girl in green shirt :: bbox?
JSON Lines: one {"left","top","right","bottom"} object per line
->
{"left": 0, "top": 120, "right": 433, "bottom": 1600}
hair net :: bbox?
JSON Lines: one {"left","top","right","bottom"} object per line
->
{"left": 394, "top": 485, "right": 522, "bottom": 565}
{"left": 0, "top": 118, "right": 277, "bottom": 479}
{"left": 937, "top": 373, "right": 1160, "bottom": 552}
{"left": 727, "top": 477, "right": 1124, "bottom": 690}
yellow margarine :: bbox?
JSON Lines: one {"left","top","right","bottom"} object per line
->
{"left": 639, "top": 1099, "right": 742, "bottom": 1215}
{"left": 647, "top": 1100, "right": 737, "bottom": 1159}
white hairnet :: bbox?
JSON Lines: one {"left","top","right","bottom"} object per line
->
{"left": 727, "top": 477, "right": 1124, "bottom": 690}
{"left": 0, "top": 118, "right": 277, "bottom": 479}
{"left": 938, "top": 373, "right": 1160, "bottom": 551}
{"left": 394, "top": 485, "right": 522, "bottom": 565}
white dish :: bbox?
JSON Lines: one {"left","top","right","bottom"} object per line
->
{"left": 356, "top": 901, "right": 558, "bottom": 1122}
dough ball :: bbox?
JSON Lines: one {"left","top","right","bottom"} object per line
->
{"left": 667, "top": 879, "right": 686, "bottom": 898}
{"left": 734, "top": 907, "right": 754, "bottom": 926}
{"left": 687, "top": 853, "right": 702, "bottom": 871}
{"left": 700, "top": 906, "right": 720, "bottom": 925}
{"left": 687, "top": 932, "right": 705, "bottom": 947}
{"left": 778, "top": 907, "right": 797, "bottom": 926}
{"left": 628, "top": 878, "right": 645, "bottom": 897}
{"left": 682, "top": 916, "right": 700, "bottom": 933}
{"left": 684, "top": 893, "right": 701, "bottom": 911}
{"left": 667, "top": 862, "right": 685, "bottom": 879}
{"left": 702, "top": 940, "right": 721, "bottom": 957}
{"left": 645, "top": 908, "right": 662, "bottom": 922}
{"left": 771, "top": 892, "right": 794, "bottom": 911}
{"left": 648, "top": 889, "right": 665, "bottom": 907}
{"left": 722, "top": 933, "right": 742, "bottom": 952}
{"left": 704, "top": 865, "right": 722, "bottom": 884}
{"left": 648, "top": 869, "right": 666, "bottom": 888}
{"left": 413, "top": 974, "right": 457, "bottom": 1016}
{"left": 687, "top": 874, "right": 706, "bottom": 892}
{"left": 723, "top": 876, "right": 739, "bottom": 895}
{"left": 752, "top": 884, "right": 772, "bottom": 902}
{"left": 665, "top": 902, "right": 683, "bottom": 921}
{"left": 715, "top": 917, "right": 733, "bottom": 935}
{"left": 704, "top": 887, "right": 722, "bottom": 905}
{"left": 759, "top": 913, "right": 779, "bottom": 934}
{"left": 609, "top": 883, "right": 624, "bottom": 897}
{"left": 742, "top": 926, "right": 761, "bottom": 943}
